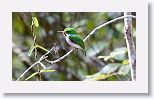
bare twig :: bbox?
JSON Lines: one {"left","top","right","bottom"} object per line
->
{"left": 16, "top": 47, "right": 55, "bottom": 81}
{"left": 45, "top": 49, "right": 73, "bottom": 69}
{"left": 124, "top": 12, "right": 136, "bottom": 81}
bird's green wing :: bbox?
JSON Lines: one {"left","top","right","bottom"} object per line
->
{"left": 69, "top": 35, "right": 85, "bottom": 50}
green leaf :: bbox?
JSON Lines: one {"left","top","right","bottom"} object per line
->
{"left": 95, "top": 74, "right": 106, "bottom": 80}
{"left": 101, "top": 63, "right": 121, "bottom": 74}
{"left": 25, "top": 72, "right": 39, "bottom": 81}
{"left": 40, "top": 69, "right": 55, "bottom": 73}
{"left": 122, "top": 59, "right": 129, "bottom": 65}
{"left": 98, "top": 47, "right": 128, "bottom": 62}
{"left": 107, "top": 75, "right": 117, "bottom": 81}
{"left": 28, "top": 45, "right": 35, "bottom": 56}
{"left": 36, "top": 45, "right": 49, "bottom": 52}
{"left": 33, "top": 17, "right": 39, "bottom": 27}
{"left": 85, "top": 73, "right": 106, "bottom": 81}
{"left": 118, "top": 65, "right": 130, "bottom": 76}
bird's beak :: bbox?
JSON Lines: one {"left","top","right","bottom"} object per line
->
{"left": 57, "top": 31, "right": 64, "bottom": 33}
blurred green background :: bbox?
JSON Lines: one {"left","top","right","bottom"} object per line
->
{"left": 12, "top": 12, "right": 136, "bottom": 81}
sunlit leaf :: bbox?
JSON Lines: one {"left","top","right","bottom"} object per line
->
{"left": 25, "top": 72, "right": 39, "bottom": 81}
{"left": 101, "top": 63, "right": 121, "bottom": 74}
{"left": 28, "top": 45, "right": 35, "bottom": 56}
{"left": 36, "top": 45, "right": 49, "bottom": 52}
{"left": 122, "top": 59, "right": 129, "bottom": 65}
{"left": 95, "top": 74, "right": 106, "bottom": 80}
{"left": 33, "top": 17, "right": 39, "bottom": 27}
{"left": 40, "top": 69, "right": 55, "bottom": 73}
{"left": 85, "top": 73, "right": 105, "bottom": 81}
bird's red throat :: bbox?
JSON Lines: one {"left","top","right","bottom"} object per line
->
{"left": 63, "top": 32, "right": 67, "bottom": 37}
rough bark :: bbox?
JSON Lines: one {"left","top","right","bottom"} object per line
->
{"left": 124, "top": 12, "right": 136, "bottom": 81}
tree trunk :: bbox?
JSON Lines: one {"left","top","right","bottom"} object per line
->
{"left": 124, "top": 12, "right": 136, "bottom": 81}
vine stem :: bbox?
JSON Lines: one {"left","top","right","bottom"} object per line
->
{"left": 31, "top": 13, "right": 41, "bottom": 80}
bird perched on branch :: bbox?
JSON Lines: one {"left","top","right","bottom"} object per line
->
{"left": 58, "top": 27, "right": 86, "bottom": 56}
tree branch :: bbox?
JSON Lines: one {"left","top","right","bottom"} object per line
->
{"left": 16, "top": 47, "right": 55, "bottom": 81}
{"left": 83, "top": 15, "right": 136, "bottom": 41}
{"left": 124, "top": 12, "right": 136, "bottom": 81}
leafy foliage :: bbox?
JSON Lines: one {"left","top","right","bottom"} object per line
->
{"left": 33, "top": 17, "right": 39, "bottom": 27}
{"left": 85, "top": 47, "right": 131, "bottom": 81}
{"left": 98, "top": 47, "right": 128, "bottom": 61}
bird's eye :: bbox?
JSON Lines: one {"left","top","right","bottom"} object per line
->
{"left": 66, "top": 30, "right": 70, "bottom": 33}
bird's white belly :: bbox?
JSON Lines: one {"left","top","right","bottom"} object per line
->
{"left": 65, "top": 36, "right": 81, "bottom": 49}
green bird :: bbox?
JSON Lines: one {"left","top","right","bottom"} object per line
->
{"left": 58, "top": 27, "right": 86, "bottom": 56}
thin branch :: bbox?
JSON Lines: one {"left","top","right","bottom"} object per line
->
{"left": 45, "top": 49, "right": 73, "bottom": 69}
{"left": 45, "top": 15, "right": 136, "bottom": 67}
{"left": 39, "top": 62, "right": 47, "bottom": 69}
{"left": 124, "top": 12, "right": 136, "bottom": 81}
{"left": 83, "top": 15, "right": 136, "bottom": 41}
{"left": 16, "top": 61, "right": 38, "bottom": 81}
{"left": 16, "top": 47, "right": 55, "bottom": 81}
